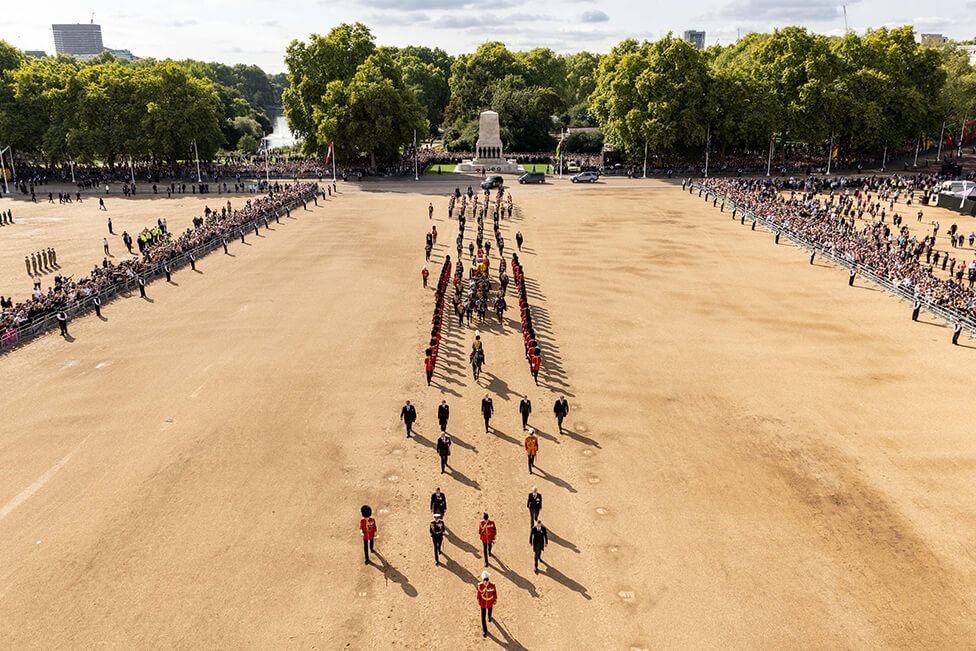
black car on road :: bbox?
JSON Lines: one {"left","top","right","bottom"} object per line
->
{"left": 518, "top": 172, "right": 546, "bottom": 184}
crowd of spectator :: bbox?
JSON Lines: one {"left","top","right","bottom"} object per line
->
{"left": 0, "top": 182, "right": 318, "bottom": 345}
{"left": 700, "top": 172, "right": 976, "bottom": 322}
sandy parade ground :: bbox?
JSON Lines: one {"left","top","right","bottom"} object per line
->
{"left": 1, "top": 174, "right": 976, "bottom": 649}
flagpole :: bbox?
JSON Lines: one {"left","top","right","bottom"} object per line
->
{"left": 913, "top": 134, "right": 920, "bottom": 168}
{"left": 193, "top": 140, "right": 202, "bottom": 183}
{"left": 0, "top": 145, "right": 8, "bottom": 194}
{"left": 642, "top": 140, "right": 646, "bottom": 179}
{"left": 560, "top": 129, "right": 565, "bottom": 179}
{"left": 959, "top": 115, "right": 967, "bottom": 158}
{"left": 263, "top": 134, "right": 270, "bottom": 185}
{"left": 937, "top": 121, "right": 945, "bottom": 162}
{"left": 129, "top": 157, "right": 136, "bottom": 185}
{"left": 704, "top": 126, "right": 711, "bottom": 179}
{"left": 70, "top": 158, "right": 75, "bottom": 183}
{"left": 767, "top": 136, "right": 774, "bottom": 177}
{"left": 332, "top": 144, "right": 336, "bottom": 183}
{"left": 7, "top": 147, "right": 16, "bottom": 182}
{"left": 826, "top": 132, "right": 834, "bottom": 176}
{"left": 881, "top": 145, "right": 887, "bottom": 171}
{"left": 413, "top": 129, "right": 418, "bottom": 181}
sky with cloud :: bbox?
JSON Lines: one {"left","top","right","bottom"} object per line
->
{"left": 2, "top": 0, "right": 971, "bottom": 73}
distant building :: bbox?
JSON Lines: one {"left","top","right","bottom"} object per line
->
{"left": 683, "top": 30, "right": 705, "bottom": 51}
{"left": 51, "top": 23, "right": 104, "bottom": 57}
{"left": 50, "top": 23, "right": 137, "bottom": 61}
{"left": 915, "top": 33, "right": 948, "bottom": 46}
{"left": 105, "top": 48, "right": 137, "bottom": 61}
{"left": 24, "top": 50, "right": 47, "bottom": 58}
{"left": 959, "top": 44, "right": 976, "bottom": 66}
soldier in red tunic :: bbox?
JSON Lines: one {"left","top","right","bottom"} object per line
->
{"left": 479, "top": 513, "right": 497, "bottom": 567}
{"left": 360, "top": 505, "right": 377, "bottom": 565}
{"left": 477, "top": 570, "right": 498, "bottom": 637}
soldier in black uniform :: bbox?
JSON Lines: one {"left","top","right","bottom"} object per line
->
{"left": 138, "top": 276, "right": 147, "bottom": 298}
{"left": 519, "top": 395, "right": 532, "bottom": 431}
{"left": 953, "top": 321, "right": 962, "bottom": 345}
{"left": 553, "top": 397, "right": 569, "bottom": 433}
{"left": 93, "top": 295, "right": 102, "bottom": 318}
{"left": 481, "top": 393, "right": 494, "bottom": 433}
{"left": 437, "top": 400, "right": 450, "bottom": 431}
{"left": 436, "top": 431, "right": 452, "bottom": 474}
{"left": 529, "top": 519, "right": 548, "bottom": 574}
{"left": 430, "top": 487, "right": 447, "bottom": 518}
{"left": 527, "top": 486, "right": 542, "bottom": 525}
{"left": 430, "top": 513, "right": 446, "bottom": 566}
{"left": 400, "top": 400, "right": 417, "bottom": 437}
{"left": 849, "top": 267, "right": 856, "bottom": 286}
{"left": 912, "top": 299, "right": 921, "bottom": 321}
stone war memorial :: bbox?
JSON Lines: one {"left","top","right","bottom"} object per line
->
{"left": 455, "top": 110, "right": 524, "bottom": 174}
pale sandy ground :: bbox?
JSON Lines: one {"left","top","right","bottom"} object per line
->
{"left": 1, "top": 176, "right": 975, "bottom": 649}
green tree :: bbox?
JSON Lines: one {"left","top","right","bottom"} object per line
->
{"left": 313, "top": 50, "right": 427, "bottom": 166}
{"left": 564, "top": 51, "right": 600, "bottom": 106}
{"left": 518, "top": 48, "right": 567, "bottom": 101}
{"left": 142, "top": 63, "right": 223, "bottom": 162}
{"left": 237, "top": 132, "right": 259, "bottom": 153}
{"left": 590, "top": 35, "right": 711, "bottom": 158}
{"left": 399, "top": 54, "right": 450, "bottom": 133}
{"left": 489, "top": 78, "right": 559, "bottom": 151}
{"left": 447, "top": 42, "right": 521, "bottom": 124}
{"left": 708, "top": 65, "right": 776, "bottom": 154}
{"left": 283, "top": 23, "right": 377, "bottom": 155}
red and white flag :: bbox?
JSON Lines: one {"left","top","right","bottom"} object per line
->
{"left": 325, "top": 142, "right": 334, "bottom": 164}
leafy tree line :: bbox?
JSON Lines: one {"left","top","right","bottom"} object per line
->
{"left": 284, "top": 24, "right": 976, "bottom": 166}
{"left": 592, "top": 26, "right": 962, "bottom": 162}
{"left": 0, "top": 42, "right": 290, "bottom": 164}
{"left": 3, "top": 23, "right": 975, "bottom": 167}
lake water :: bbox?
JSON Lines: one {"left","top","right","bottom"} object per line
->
{"left": 266, "top": 113, "right": 298, "bottom": 149}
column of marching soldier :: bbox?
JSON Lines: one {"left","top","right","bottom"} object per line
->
{"left": 359, "top": 187, "right": 572, "bottom": 639}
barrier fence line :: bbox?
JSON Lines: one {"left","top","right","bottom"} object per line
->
{"left": 691, "top": 183, "right": 976, "bottom": 338}
{"left": 0, "top": 189, "right": 319, "bottom": 352}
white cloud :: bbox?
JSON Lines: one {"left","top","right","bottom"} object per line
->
{"left": 580, "top": 10, "right": 610, "bottom": 23}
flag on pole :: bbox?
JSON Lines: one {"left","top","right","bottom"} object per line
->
{"left": 555, "top": 136, "right": 565, "bottom": 160}
{"left": 325, "top": 142, "right": 334, "bottom": 164}
{"left": 964, "top": 121, "right": 976, "bottom": 143}
{"left": 257, "top": 139, "right": 266, "bottom": 155}
{"left": 831, "top": 143, "right": 839, "bottom": 159}
{"left": 945, "top": 127, "right": 955, "bottom": 147}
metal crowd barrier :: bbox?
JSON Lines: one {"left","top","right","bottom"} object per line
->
{"left": 691, "top": 183, "right": 976, "bottom": 337}
{"left": 0, "top": 190, "right": 319, "bottom": 352}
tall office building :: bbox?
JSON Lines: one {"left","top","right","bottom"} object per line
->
{"left": 51, "top": 23, "right": 104, "bottom": 57}
{"left": 683, "top": 30, "right": 705, "bottom": 51}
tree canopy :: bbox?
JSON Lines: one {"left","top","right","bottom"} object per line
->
{"left": 284, "top": 24, "right": 427, "bottom": 163}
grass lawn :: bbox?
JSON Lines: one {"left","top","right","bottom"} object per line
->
{"left": 521, "top": 163, "right": 553, "bottom": 173}
{"left": 426, "top": 164, "right": 457, "bottom": 173}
